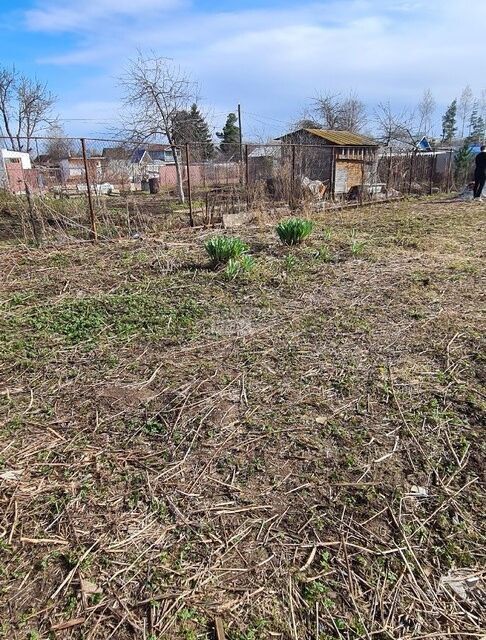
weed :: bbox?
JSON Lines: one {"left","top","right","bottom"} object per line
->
{"left": 350, "top": 231, "right": 366, "bottom": 257}
{"left": 178, "top": 608, "right": 197, "bottom": 622}
{"left": 303, "top": 580, "right": 334, "bottom": 607}
{"left": 144, "top": 418, "right": 167, "bottom": 435}
{"left": 89, "top": 592, "right": 102, "bottom": 605}
{"left": 48, "top": 253, "right": 71, "bottom": 267}
{"left": 62, "top": 548, "right": 92, "bottom": 572}
{"left": 205, "top": 236, "right": 249, "bottom": 265}
{"left": 224, "top": 255, "right": 255, "bottom": 280}
{"left": 320, "top": 551, "right": 331, "bottom": 570}
{"left": 228, "top": 618, "right": 268, "bottom": 640}
{"left": 314, "top": 246, "right": 333, "bottom": 262}
{"left": 283, "top": 254, "right": 297, "bottom": 270}
{"left": 276, "top": 217, "right": 313, "bottom": 245}
{"left": 64, "top": 595, "right": 78, "bottom": 616}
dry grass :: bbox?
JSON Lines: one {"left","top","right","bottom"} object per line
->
{"left": 0, "top": 198, "right": 485, "bottom": 640}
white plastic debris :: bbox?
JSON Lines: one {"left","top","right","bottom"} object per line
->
{"left": 0, "top": 470, "right": 23, "bottom": 482}
{"left": 408, "top": 485, "right": 429, "bottom": 497}
{"left": 440, "top": 569, "right": 481, "bottom": 601}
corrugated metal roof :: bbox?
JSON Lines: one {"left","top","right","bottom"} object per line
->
{"left": 303, "top": 129, "right": 378, "bottom": 146}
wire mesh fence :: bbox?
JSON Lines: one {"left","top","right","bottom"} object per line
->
{"left": 0, "top": 136, "right": 467, "bottom": 244}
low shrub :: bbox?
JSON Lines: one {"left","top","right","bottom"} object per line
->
{"left": 204, "top": 236, "right": 249, "bottom": 265}
{"left": 276, "top": 217, "right": 313, "bottom": 245}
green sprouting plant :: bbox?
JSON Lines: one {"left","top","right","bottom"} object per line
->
{"left": 350, "top": 231, "right": 366, "bottom": 257}
{"left": 314, "top": 246, "right": 333, "bottom": 262}
{"left": 302, "top": 580, "right": 333, "bottom": 607}
{"left": 276, "top": 217, "right": 313, "bottom": 245}
{"left": 229, "top": 618, "right": 268, "bottom": 640}
{"left": 283, "top": 254, "right": 297, "bottom": 271}
{"left": 178, "top": 607, "right": 197, "bottom": 622}
{"left": 204, "top": 236, "right": 249, "bottom": 265}
{"left": 224, "top": 255, "right": 255, "bottom": 280}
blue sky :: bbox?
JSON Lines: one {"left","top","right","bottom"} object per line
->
{"left": 0, "top": 0, "right": 484, "bottom": 139}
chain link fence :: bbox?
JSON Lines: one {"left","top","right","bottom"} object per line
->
{"left": 0, "top": 136, "right": 466, "bottom": 244}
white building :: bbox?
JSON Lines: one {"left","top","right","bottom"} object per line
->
{"left": 0, "top": 149, "right": 33, "bottom": 193}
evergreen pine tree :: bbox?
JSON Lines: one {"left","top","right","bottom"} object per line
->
{"left": 466, "top": 101, "right": 485, "bottom": 143}
{"left": 454, "top": 141, "right": 473, "bottom": 186}
{"left": 216, "top": 113, "right": 240, "bottom": 158}
{"left": 441, "top": 99, "right": 457, "bottom": 143}
{"left": 190, "top": 104, "right": 214, "bottom": 160}
{"left": 171, "top": 108, "right": 191, "bottom": 144}
{"left": 171, "top": 104, "right": 214, "bottom": 160}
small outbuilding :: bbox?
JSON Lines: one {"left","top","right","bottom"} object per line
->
{"left": 0, "top": 149, "right": 37, "bottom": 194}
{"left": 276, "top": 128, "right": 379, "bottom": 195}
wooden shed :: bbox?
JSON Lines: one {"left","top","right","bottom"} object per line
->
{"left": 276, "top": 128, "right": 379, "bottom": 196}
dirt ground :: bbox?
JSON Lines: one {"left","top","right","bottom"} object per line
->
{"left": 0, "top": 198, "right": 484, "bottom": 640}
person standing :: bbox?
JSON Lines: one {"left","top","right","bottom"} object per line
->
{"left": 473, "top": 145, "right": 486, "bottom": 199}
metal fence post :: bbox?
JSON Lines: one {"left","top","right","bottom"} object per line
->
{"left": 330, "top": 147, "right": 336, "bottom": 200}
{"left": 81, "top": 138, "right": 97, "bottom": 241}
{"left": 290, "top": 145, "right": 296, "bottom": 208}
{"left": 386, "top": 148, "right": 392, "bottom": 192}
{"left": 245, "top": 144, "right": 250, "bottom": 208}
{"left": 185, "top": 143, "right": 194, "bottom": 227}
{"left": 446, "top": 149, "right": 453, "bottom": 192}
{"left": 429, "top": 153, "right": 436, "bottom": 195}
{"left": 408, "top": 152, "right": 415, "bottom": 194}
{"left": 24, "top": 181, "right": 41, "bottom": 246}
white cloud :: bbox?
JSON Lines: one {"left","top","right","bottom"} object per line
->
{"left": 22, "top": 0, "right": 486, "bottom": 137}
{"left": 25, "top": 0, "right": 183, "bottom": 32}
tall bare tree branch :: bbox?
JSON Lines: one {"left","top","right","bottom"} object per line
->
{"left": 119, "top": 53, "right": 198, "bottom": 203}
{"left": 417, "top": 89, "right": 436, "bottom": 138}
{"left": 458, "top": 85, "right": 473, "bottom": 140}
{"left": 374, "top": 102, "right": 417, "bottom": 148}
{"left": 0, "top": 66, "right": 55, "bottom": 152}
{"left": 311, "top": 91, "right": 367, "bottom": 133}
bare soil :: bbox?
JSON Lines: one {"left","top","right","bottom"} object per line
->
{"left": 0, "top": 198, "right": 484, "bottom": 640}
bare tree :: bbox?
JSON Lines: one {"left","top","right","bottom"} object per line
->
{"left": 480, "top": 88, "right": 486, "bottom": 129}
{"left": 374, "top": 101, "right": 417, "bottom": 148}
{"left": 339, "top": 93, "right": 368, "bottom": 132}
{"left": 458, "top": 85, "right": 473, "bottom": 139}
{"left": 312, "top": 91, "right": 367, "bottom": 132}
{"left": 0, "top": 65, "right": 56, "bottom": 152}
{"left": 417, "top": 89, "right": 436, "bottom": 137}
{"left": 119, "top": 53, "right": 198, "bottom": 203}
{"left": 293, "top": 117, "right": 321, "bottom": 130}
{"left": 43, "top": 123, "right": 75, "bottom": 163}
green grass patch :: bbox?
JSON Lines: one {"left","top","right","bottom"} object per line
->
{"left": 28, "top": 293, "right": 201, "bottom": 344}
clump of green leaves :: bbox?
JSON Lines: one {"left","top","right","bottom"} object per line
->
{"left": 228, "top": 618, "right": 268, "bottom": 640}
{"left": 204, "top": 236, "right": 249, "bottom": 265}
{"left": 283, "top": 254, "right": 297, "bottom": 270}
{"left": 314, "top": 246, "right": 333, "bottom": 262}
{"left": 276, "top": 217, "right": 313, "bottom": 245}
{"left": 302, "top": 580, "right": 334, "bottom": 607}
{"left": 224, "top": 255, "right": 255, "bottom": 280}
{"left": 350, "top": 231, "right": 366, "bottom": 257}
